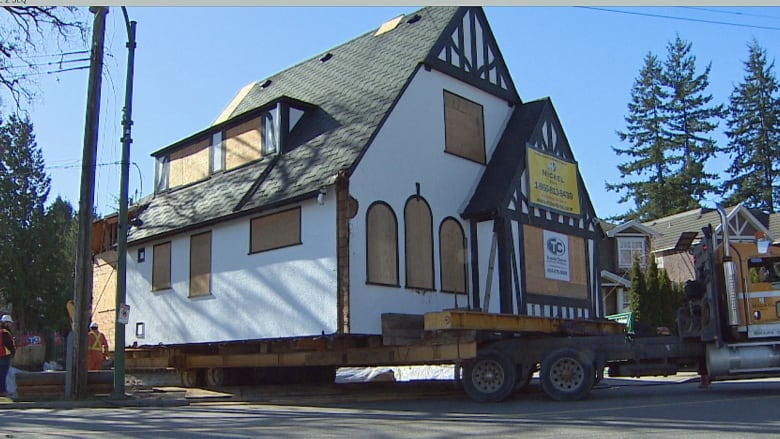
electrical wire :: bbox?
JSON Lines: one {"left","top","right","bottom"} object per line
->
{"left": 577, "top": 7, "right": 780, "bottom": 32}
{"left": 681, "top": 6, "right": 780, "bottom": 21}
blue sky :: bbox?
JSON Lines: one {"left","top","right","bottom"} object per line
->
{"left": 18, "top": 6, "right": 780, "bottom": 219}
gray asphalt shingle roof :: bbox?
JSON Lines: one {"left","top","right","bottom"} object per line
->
{"left": 128, "top": 7, "right": 462, "bottom": 245}
{"left": 643, "top": 206, "right": 738, "bottom": 252}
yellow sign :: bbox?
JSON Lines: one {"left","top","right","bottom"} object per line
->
{"left": 527, "top": 147, "right": 580, "bottom": 215}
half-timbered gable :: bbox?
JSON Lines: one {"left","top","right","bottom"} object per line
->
{"left": 464, "top": 98, "right": 603, "bottom": 319}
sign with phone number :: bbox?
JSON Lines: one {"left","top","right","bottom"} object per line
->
{"left": 527, "top": 146, "right": 580, "bottom": 215}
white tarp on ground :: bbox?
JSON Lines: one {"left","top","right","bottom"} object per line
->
{"left": 336, "top": 365, "right": 455, "bottom": 383}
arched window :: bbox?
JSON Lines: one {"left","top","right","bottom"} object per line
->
{"left": 405, "top": 197, "right": 434, "bottom": 290}
{"left": 439, "top": 218, "right": 467, "bottom": 294}
{"left": 366, "top": 202, "right": 398, "bottom": 286}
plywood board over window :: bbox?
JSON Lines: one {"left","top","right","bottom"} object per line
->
{"left": 169, "top": 139, "right": 210, "bottom": 188}
{"left": 152, "top": 242, "right": 171, "bottom": 291}
{"left": 440, "top": 218, "right": 467, "bottom": 294}
{"left": 366, "top": 202, "right": 399, "bottom": 286}
{"left": 523, "top": 225, "right": 587, "bottom": 299}
{"left": 251, "top": 207, "right": 302, "bottom": 253}
{"left": 225, "top": 116, "right": 262, "bottom": 170}
{"left": 190, "top": 231, "right": 212, "bottom": 298}
{"left": 405, "top": 197, "right": 434, "bottom": 290}
{"left": 443, "top": 90, "right": 485, "bottom": 164}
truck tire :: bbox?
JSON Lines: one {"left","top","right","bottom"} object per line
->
{"left": 180, "top": 369, "right": 203, "bottom": 387}
{"left": 462, "top": 351, "right": 517, "bottom": 402}
{"left": 205, "top": 367, "right": 226, "bottom": 387}
{"left": 540, "top": 348, "right": 595, "bottom": 401}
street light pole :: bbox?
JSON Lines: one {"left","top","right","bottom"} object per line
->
{"left": 113, "top": 6, "right": 136, "bottom": 398}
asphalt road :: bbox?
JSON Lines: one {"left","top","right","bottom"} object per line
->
{"left": 2, "top": 377, "right": 780, "bottom": 438}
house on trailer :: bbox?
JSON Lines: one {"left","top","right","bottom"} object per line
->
{"left": 123, "top": 6, "right": 604, "bottom": 347}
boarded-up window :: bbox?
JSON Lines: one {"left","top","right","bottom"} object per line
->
{"left": 152, "top": 242, "right": 171, "bottom": 291}
{"left": 169, "top": 139, "right": 210, "bottom": 188}
{"left": 366, "top": 202, "right": 398, "bottom": 286}
{"left": 444, "top": 90, "right": 485, "bottom": 164}
{"left": 225, "top": 117, "right": 262, "bottom": 170}
{"left": 523, "top": 225, "right": 587, "bottom": 299}
{"left": 405, "top": 197, "right": 434, "bottom": 290}
{"left": 440, "top": 218, "right": 467, "bottom": 294}
{"left": 190, "top": 231, "right": 212, "bottom": 297}
{"left": 250, "top": 208, "right": 301, "bottom": 253}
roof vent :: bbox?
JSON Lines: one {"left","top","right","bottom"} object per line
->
{"left": 375, "top": 14, "right": 404, "bottom": 36}
{"left": 260, "top": 79, "right": 272, "bottom": 89}
{"left": 320, "top": 52, "right": 333, "bottom": 62}
{"left": 406, "top": 14, "right": 421, "bottom": 24}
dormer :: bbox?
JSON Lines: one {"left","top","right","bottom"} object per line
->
{"left": 153, "top": 96, "right": 313, "bottom": 193}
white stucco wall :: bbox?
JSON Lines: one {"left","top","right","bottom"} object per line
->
{"left": 348, "top": 68, "right": 513, "bottom": 333}
{"left": 126, "top": 197, "right": 338, "bottom": 346}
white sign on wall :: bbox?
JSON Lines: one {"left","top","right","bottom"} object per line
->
{"left": 543, "top": 230, "right": 570, "bottom": 282}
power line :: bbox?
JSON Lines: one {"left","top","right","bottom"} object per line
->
{"left": 577, "top": 7, "right": 780, "bottom": 32}
{"left": 681, "top": 6, "right": 780, "bottom": 21}
{"left": 3, "top": 57, "right": 90, "bottom": 70}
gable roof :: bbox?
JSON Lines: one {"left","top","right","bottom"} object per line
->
{"left": 643, "top": 204, "right": 773, "bottom": 252}
{"left": 129, "top": 7, "right": 512, "bottom": 245}
{"left": 605, "top": 219, "right": 658, "bottom": 238}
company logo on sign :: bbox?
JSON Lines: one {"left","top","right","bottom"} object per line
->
{"left": 546, "top": 237, "right": 566, "bottom": 256}
{"left": 543, "top": 229, "right": 570, "bottom": 282}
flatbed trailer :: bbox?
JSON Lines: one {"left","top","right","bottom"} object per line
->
{"left": 123, "top": 310, "right": 707, "bottom": 402}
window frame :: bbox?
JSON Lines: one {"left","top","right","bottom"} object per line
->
{"left": 151, "top": 241, "right": 172, "bottom": 291}
{"left": 189, "top": 231, "right": 212, "bottom": 298}
{"left": 617, "top": 236, "right": 647, "bottom": 268}
{"left": 443, "top": 90, "right": 486, "bottom": 165}
{"left": 249, "top": 207, "right": 302, "bottom": 254}
{"left": 439, "top": 217, "right": 467, "bottom": 294}
{"left": 404, "top": 196, "right": 435, "bottom": 291}
{"left": 365, "top": 201, "right": 400, "bottom": 287}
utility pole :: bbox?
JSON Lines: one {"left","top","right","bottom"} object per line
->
{"left": 68, "top": 6, "right": 108, "bottom": 400}
{"left": 113, "top": 6, "right": 136, "bottom": 398}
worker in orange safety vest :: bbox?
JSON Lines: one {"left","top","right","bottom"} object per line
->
{"left": 1, "top": 314, "right": 16, "bottom": 395}
{"left": 87, "top": 322, "right": 109, "bottom": 370}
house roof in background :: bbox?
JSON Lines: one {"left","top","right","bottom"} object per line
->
{"left": 643, "top": 204, "right": 776, "bottom": 252}
{"left": 127, "top": 6, "right": 467, "bottom": 245}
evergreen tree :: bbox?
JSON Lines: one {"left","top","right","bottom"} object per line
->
{"left": 609, "top": 36, "right": 724, "bottom": 220}
{"left": 658, "top": 269, "right": 681, "bottom": 332}
{"left": 607, "top": 53, "right": 674, "bottom": 221}
{"left": 36, "top": 197, "right": 77, "bottom": 336}
{"left": 644, "top": 258, "right": 662, "bottom": 327}
{"left": 723, "top": 40, "right": 780, "bottom": 213}
{"left": 661, "top": 36, "right": 724, "bottom": 209}
{"left": 629, "top": 258, "right": 649, "bottom": 325}
{"left": 0, "top": 114, "right": 50, "bottom": 330}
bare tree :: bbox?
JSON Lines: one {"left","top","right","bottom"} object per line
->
{"left": 0, "top": 7, "right": 87, "bottom": 108}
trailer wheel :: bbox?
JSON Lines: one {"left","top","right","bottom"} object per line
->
{"left": 180, "top": 369, "right": 203, "bottom": 388}
{"left": 205, "top": 367, "right": 226, "bottom": 387}
{"left": 462, "top": 351, "right": 517, "bottom": 402}
{"left": 540, "top": 348, "right": 594, "bottom": 401}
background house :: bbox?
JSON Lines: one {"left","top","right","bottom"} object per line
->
{"left": 599, "top": 220, "right": 657, "bottom": 315}
{"left": 644, "top": 204, "right": 777, "bottom": 284}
